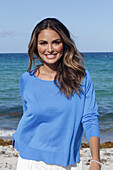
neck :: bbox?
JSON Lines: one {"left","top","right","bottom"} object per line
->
{"left": 40, "top": 62, "right": 59, "bottom": 75}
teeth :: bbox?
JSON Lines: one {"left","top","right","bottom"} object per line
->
{"left": 46, "top": 55, "right": 55, "bottom": 58}
{"left": 47, "top": 55, "right": 54, "bottom": 57}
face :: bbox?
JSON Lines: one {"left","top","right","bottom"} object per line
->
{"left": 37, "top": 28, "right": 63, "bottom": 66}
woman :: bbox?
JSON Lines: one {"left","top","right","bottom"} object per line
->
{"left": 13, "top": 18, "right": 101, "bottom": 170}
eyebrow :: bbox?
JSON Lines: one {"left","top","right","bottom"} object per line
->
{"left": 38, "top": 39, "right": 61, "bottom": 42}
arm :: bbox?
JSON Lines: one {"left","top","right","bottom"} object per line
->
{"left": 89, "top": 136, "right": 101, "bottom": 170}
{"left": 82, "top": 70, "right": 101, "bottom": 169}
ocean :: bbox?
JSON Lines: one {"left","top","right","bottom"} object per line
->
{"left": 0, "top": 52, "right": 113, "bottom": 143}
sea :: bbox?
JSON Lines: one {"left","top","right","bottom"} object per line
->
{"left": 0, "top": 52, "right": 113, "bottom": 143}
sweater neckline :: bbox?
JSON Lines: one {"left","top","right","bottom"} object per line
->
{"left": 33, "top": 74, "right": 55, "bottom": 82}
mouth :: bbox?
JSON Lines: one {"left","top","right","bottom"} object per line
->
{"left": 45, "top": 54, "right": 57, "bottom": 59}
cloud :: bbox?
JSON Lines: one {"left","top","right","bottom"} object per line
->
{"left": 0, "top": 30, "right": 13, "bottom": 37}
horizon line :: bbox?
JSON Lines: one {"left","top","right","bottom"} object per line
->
{"left": 0, "top": 51, "right": 113, "bottom": 54}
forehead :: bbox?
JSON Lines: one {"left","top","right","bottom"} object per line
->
{"left": 38, "top": 28, "right": 61, "bottom": 40}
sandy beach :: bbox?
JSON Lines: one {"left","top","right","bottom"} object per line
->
{"left": 0, "top": 139, "right": 113, "bottom": 170}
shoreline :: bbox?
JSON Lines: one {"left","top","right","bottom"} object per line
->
{"left": 0, "top": 138, "right": 113, "bottom": 148}
{"left": 1, "top": 129, "right": 113, "bottom": 144}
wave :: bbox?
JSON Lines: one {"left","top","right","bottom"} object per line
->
{"left": 0, "top": 106, "right": 23, "bottom": 116}
{"left": 0, "top": 129, "right": 16, "bottom": 140}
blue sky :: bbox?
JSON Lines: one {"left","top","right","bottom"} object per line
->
{"left": 0, "top": 0, "right": 113, "bottom": 53}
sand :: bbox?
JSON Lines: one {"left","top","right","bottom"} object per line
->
{"left": 0, "top": 138, "right": 113, "bottom": 170}
{"left": 0, "top": 139, "right": 113, "bottom": 170}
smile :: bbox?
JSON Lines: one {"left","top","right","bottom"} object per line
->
{"left": 45, "top": 54, "right": 57, "bottom": 59}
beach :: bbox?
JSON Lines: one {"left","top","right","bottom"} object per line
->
{"left": 0, "top": 139, "right": 113, "bottom": 170}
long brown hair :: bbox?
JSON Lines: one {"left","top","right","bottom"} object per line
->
{"left": 28, "top": 18, "right": 86, "bottom": 98}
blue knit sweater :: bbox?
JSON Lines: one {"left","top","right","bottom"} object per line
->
{"left": 12, "top": 68, "right": 100, "bottom": 167}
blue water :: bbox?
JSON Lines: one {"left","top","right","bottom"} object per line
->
{"left": 0, "top": 53, "right": 113, "bottom": 142}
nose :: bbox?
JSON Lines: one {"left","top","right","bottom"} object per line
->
{"left": 47, "top": 44, "right": 54, "bottom": 53}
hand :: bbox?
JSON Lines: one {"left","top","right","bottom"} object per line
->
{"left": 89, "top": 161, "right": 101, "bottom": 170}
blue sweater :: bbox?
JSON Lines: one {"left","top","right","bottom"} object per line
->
{"left": 12, "top": 68, "right": 100, "bottom": 167}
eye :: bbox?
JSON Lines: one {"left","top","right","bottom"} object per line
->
{"left": 39, "top": 41, "right": 47, "bottom": 45}
{"left": 53, "top": 41, "right": 61, "bottom": 45}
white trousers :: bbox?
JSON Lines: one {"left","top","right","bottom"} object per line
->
{"left": 16, "top": 155, "right": 83, "bottom": 170}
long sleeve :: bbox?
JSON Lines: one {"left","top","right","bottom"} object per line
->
{"left": 20, "top": 74, "right": 27, "bottom": 113}
{"left": 12, "top": 73, "right": 27, "bottom": 148}
{"left": 82, "top": 70, "right": 100, "bottom": 143}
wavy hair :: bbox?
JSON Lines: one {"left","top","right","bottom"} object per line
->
{"left": 28, "top": 18, "right": 86, "bottom": 98}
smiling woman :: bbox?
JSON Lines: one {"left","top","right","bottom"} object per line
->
{"left": 28, "top": 18, "right": 85, "bottom": 98}
{"left": 13, "top": 18, "right": 101, "bottom": 170}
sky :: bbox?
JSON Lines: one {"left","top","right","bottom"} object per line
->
{"left": 0, "top": 0, "right": 113, "bottom": 53}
